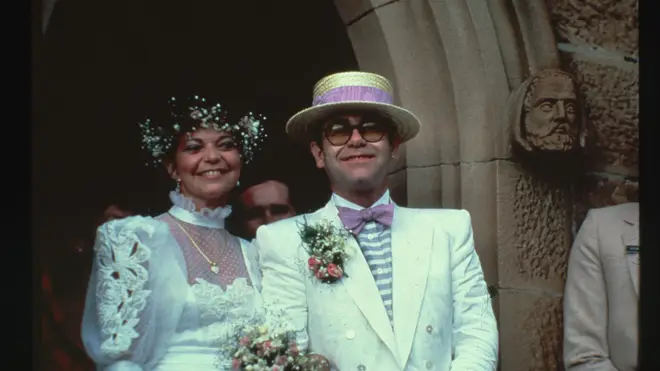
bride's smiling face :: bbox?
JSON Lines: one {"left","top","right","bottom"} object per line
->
{"left": 166, "top": 128, "right": 242, "bottom": 209}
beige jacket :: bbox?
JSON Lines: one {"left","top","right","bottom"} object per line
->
{"left": 563, "top": 202, "right": 639, "bottom": 371}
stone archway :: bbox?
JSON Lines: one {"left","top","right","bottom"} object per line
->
{"left": 332, "top": 1, "right": 568, "bottom": 370}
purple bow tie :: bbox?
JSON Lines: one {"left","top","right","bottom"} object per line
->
{"left": 337, "top": 204, "right": 394, "bottom": 235}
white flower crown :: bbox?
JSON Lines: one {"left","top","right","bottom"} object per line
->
{"left": 138, "top": 95, "right": 267, "bottom": 167}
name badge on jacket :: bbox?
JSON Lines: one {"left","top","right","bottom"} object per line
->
{"left": 625, "top": 245, "right": 639, "bottom": 296}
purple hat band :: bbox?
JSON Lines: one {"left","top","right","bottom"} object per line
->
{"left": 312, "top": 86, "right": 393, "bottom": 106}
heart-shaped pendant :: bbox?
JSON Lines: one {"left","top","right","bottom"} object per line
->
{"left": 210, "top": 264, "right": 220, "bottom": 274}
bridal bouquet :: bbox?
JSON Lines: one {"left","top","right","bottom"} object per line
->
{"left": 230, "top": 324, "right": 307, "bottom": 371}
{"left": 223, "top": 309, "right": 329, "bottom": 371}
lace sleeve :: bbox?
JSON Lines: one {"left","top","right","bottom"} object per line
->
{"left": 81, "top": 216, "right": 188, "bottom": 370}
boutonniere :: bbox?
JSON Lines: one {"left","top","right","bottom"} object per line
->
{"left": 298, "top": 218, "right": 354, "bottom": 284}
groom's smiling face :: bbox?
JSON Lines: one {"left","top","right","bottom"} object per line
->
{"left": 310, "top": 112, "right": 399, "bottom": 194}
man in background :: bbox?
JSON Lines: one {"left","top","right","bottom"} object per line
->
{"left": 563, "top": 202, "right": 639, "bottom": 370}
{"left": 230, "top": 178, "right": 296, "bottom": 240}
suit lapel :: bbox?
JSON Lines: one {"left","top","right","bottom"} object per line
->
{"left": 318, "top": 201, "right": 399, "bottom": 358}
{"left": 391, "top": 207, "right": 432, "bottom": 366}
{"left": 620, "top": 205, "right": 640, "bottom": 297}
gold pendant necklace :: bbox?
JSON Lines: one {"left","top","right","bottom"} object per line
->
{"left": 172, "top": 219, "right": 220, "bottom": 274}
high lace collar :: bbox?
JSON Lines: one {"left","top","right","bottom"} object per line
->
{"left": 167, "top": 191, "right": 232, "bottom": 229}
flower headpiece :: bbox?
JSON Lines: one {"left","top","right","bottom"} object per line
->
{"left": 138, "top": 95, "right": 267, "bottom": 167}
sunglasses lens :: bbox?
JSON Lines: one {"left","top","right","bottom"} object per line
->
{"left": 325, "top": 121, "right": 352, "bottom": 145}
{"left": 360, "top": 122, "right": 387, "bottom": 142}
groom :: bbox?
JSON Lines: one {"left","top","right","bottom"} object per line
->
{"left": 256, "top": 71, "right": 498, "bottom": 370}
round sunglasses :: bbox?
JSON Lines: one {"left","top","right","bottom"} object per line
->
{"left": 323, "top": 117, "right": 393, "bottom": 146}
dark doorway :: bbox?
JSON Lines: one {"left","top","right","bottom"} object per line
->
{"left": 34, "top": 0, "right": 357, "bottom": 368}
{"left": 36, "top": 0, "right": 358, "bottom": 217}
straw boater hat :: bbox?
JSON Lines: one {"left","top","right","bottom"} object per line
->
{"left": 286, "top": 71, "right": 421, "bottom": 143}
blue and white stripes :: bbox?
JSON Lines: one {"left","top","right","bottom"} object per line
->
{"left": 355, "top": 221, "right": 394, "bottom": 325}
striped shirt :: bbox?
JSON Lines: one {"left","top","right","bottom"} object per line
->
{"left": 333, "top": 191, "right": 394, "bottom": 325}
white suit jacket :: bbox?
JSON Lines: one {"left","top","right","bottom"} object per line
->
{"left": 563, "top": 202, "right": 639, "bottom": 371}
{"left": 256, "top": 200, "right": 498, "bottom": 371}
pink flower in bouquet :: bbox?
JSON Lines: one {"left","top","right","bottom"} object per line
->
{"left": 327, "top": 263, "right": 343, "bottom": 278}
{"left": 315, "top": 269, "right": 326, "bottom": 279}
{"left": 276, "top": 355, "right": 288, "bottom": 365}
{"left": 308, "top": 256, "right": 321, "bottom": 272}
{"left": 288, "top": 342, "right": 299, "bottom": 356}
{"left": 272, "top": 367, "right": 280, "bottom": 371}
{"left": 239, "top": 336, "right": 251, "bottom": 346}
{"left": 232, "top": 358, "right": 241, "bottom": 370}
{"left": 263, "top": 340, "right": 273, "bottom": 351}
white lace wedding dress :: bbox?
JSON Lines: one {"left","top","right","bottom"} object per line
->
{"left": 81, "top": 192, "right": 262, "bottom": 370}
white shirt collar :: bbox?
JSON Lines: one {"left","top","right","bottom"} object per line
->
{"left": 331, "top": 189, "right": 391, "bottom": 210}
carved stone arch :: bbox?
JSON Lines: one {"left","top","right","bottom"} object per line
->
{"left": 332, "top": 0, "right": 561, "bottom": 292}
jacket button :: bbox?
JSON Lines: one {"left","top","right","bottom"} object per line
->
{"left": 358, "top": 364, "right": 366, "bottom": 371}
{"left": 346, "top": 330, "right": 356, "bottom": 339}
{"left": 426, "top": 360, "right": 433, "bottom": 369}
{"left": 426, "top": 325, "right": 433, "bottom": 333}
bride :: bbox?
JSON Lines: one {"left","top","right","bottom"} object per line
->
{"left": 81, "top": 95, "right": 268, "bottom": 370}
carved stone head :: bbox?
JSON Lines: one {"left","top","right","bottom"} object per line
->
{"left": 509, "top": 69, "right": 586, "bottom": 153}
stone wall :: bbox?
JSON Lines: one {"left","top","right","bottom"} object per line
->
{"left": 500, "top": 1, "right": 639, "bottom": 370}
{"left": 336, "top": 1, "right": 637, "bottom": 370}
{"left": 547, "top": 0, "right": 639, "bottom": 211}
